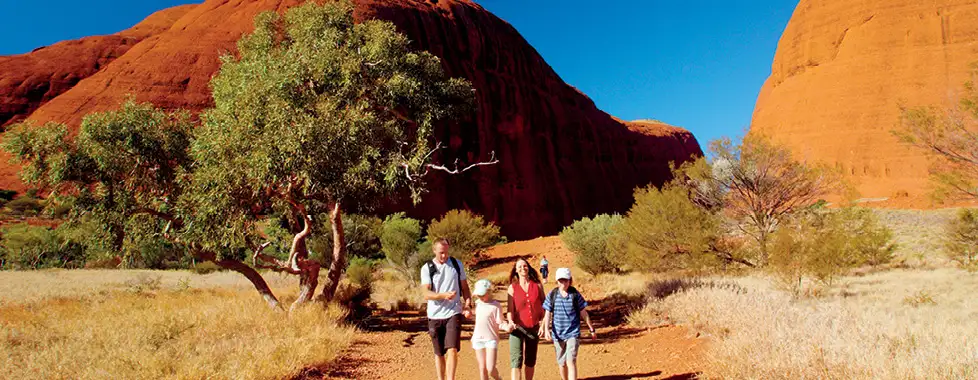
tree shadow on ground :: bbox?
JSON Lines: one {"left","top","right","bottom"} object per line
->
{"left": 297, "top": 340, "right": 374, "bottom": 379}
{"left": 580, "top": 372, "right": 701, "bottom": 380}
{"left": 579, "top": 370, "right": 660, "bottom": 379}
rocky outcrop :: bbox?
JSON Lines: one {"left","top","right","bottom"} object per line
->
{"left": 0, "top": 4, "right": 195, "bottom": 128}
{"left": 6, "top": 0, "right": 701, "bottom": 238}
{"left": 751, "top": 0, "right": 978, "bottom": 202}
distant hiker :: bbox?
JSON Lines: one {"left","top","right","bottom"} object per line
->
{"left": 472, "top": 279, "right": 514, "bottom": 380}
{"left": 542, "top": 268, "right": 596, "bottom": 380}
{"left": 506, "top": 258, "right": 545, "bottom": 380}
{"left": 421, "top": 238, "right": 473, "bottom": 380}
{"left": 539, "top": 256, "right": 549, "bottom": 284}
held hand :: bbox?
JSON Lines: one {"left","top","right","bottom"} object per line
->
{"left": 462, "top": 309, "right": 472, "bottom": 319}
{"left": 590, "top": 328, "right": 597, "bottom": 340}
{"left": 537, "top": 325, "right": 545, "bottom": 338}
{"left": 544, "top": 329, "right": 552, "bottom": 342}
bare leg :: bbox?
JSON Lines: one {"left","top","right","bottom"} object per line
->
{"left": 475, "top": 348, "right": 488, "bottom": 380}
{"left": 487, "top": 348, "right": 501, "bottom": 380}
{"left": 525, "top": 366, "right": 535, "bottom": 380}
{"left": 567, "top": 359, "right": 578, "bottom": 380}
{"left": 434, "top": 354, "right": 447, "bottom": 380}
{"left": 446, "top": 348, "right": 459, "bottom": 380}
{"left": 511, "top": 367, "right": 522, "bottom": 380}
{"left": 558, "top": 364, "right": 568, "bottom": 380}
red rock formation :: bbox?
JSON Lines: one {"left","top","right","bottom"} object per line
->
{"left": 8, "top": 0, "right": 701, "bottom": 238}
{"left": 751, "top": 0, "right": 978, "bottom": 204}
{"left": 0, "top": 4, "right": 195, "bottom": 128}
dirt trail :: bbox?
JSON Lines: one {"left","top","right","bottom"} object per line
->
{"left": 317, "top": 237, "right": 708, "bottom": 379}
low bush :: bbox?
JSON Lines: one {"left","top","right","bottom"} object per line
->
{"left": 425, "top": 209, "right": 502, "bottom": 263}
{"left": 560, "top": 214, "right": 623, "bottom": 275}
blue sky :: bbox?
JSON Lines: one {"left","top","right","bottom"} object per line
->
{"left": 0, "top": 0, "right": 798, "bottom": 145}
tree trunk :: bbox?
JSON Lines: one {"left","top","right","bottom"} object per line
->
{"left": 196, "top": 249, "right": 282, "bottom": 310}
{"left": 318, "top": 202, "right": 346, "bottom": 303}
{"left": 291, "top": 261, "right": 321, "bottom": 312}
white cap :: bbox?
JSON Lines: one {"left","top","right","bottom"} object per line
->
{"left": 555, "top": 267, "right": 572, "bottom": 281}
{"left": 473, "top": 279, "right": 493, "bottom": 296}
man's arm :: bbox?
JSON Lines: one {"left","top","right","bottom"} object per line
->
{"left": 459, "top": 279, "right": 472, "bottom": 317}
{"left": 422, "top": 283, "right": 453, "bottom": 301}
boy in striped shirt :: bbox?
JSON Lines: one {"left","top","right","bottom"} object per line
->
{"left": 542, "top": 267, "right": 596, "bottom": 380}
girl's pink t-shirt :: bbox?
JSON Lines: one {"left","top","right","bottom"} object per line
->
{"left": 472, "top": 300, "right": 505, "bottom": 342}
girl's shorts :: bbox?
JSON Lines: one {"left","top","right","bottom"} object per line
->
{"left": 471, "top": 338, "right": 499, "bottom": 350}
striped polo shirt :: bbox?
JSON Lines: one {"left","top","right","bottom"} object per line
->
{"left": 542, "top": 287, "right": 588, "bottom": 341}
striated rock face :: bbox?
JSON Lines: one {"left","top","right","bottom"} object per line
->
{"left": 751, "top": 0, "right": 978, "bottom": 202}
{"left": 0, "top": 4, "right": 196, "bottom": 128}
{"left": 6, "top": 0, "right": 701, "bottom": 239}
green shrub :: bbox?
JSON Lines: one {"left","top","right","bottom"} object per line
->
{"left": 769, "top": 206, "right": 896, "bottom": 294}
{"left": 191, "top": 261, "right": 222, "bottom": 275}
{"left": 945, "top": 208, "right": 978, "bottom": 272}
{"left": 0, "top": 223, "right": 84, "bottom": 269}
{"left": 560, "top": 214, "right": 623, "bottom": 275}
{"left": 338, "top": 214, "right": 383, "bottom": 260}
{"left": 425, "top": 209, "right": 502, "bottom": 263}
{"left": 5, "top": 196, "right": 43, "bottom": 216}
{"left": 380, "top": 213, "right": 427, "bottom": 283}
{"left": 346, "top": 256, "right": 376, "bottom": 290}
{"left": 616, "top": 184, "right": 729, "bottom": 272}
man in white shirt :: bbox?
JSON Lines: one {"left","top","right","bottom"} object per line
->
{"left": 421, "top": 238, "right": 472, "bottom": 380}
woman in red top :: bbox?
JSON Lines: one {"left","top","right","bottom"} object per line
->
{"left": 506, "top": 258, "right": 545, "bottom": 380}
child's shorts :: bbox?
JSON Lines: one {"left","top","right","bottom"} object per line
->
{"left": 471, "top": 338, "right": 499, "bottom": 350}
{"left": 554, "top": 337, "right": 580, "bottom": 366}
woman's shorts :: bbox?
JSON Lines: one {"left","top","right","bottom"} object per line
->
{"left": 471, "top": 338, "right": 499, "bottom": 350}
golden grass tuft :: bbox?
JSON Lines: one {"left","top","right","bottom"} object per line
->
{"left": 631, "top": 269, "right": 978, "bottom": 379}
{"left": 0, "top": 271, "right": 353, "bottom": 379}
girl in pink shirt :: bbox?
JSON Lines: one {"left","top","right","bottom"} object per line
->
{"left": 471, "top": 279, "right": 514, "bottom": 380}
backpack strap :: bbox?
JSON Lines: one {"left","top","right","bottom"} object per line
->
{"left": 426, "top": 260, "right": 437, "bottom": 287}
{"left": 449, "top": 257, "right": 462, "bottom": 290}
{"left": 548, "top": 287, "right": 582, "bottom": 313}
{"left": 428, "top": 258, "right": 463, "bottom": 291}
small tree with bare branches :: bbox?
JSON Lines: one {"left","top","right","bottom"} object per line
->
{"left": 686, "top": 136, "right": 839, "bottom": 265}
{"left": 896, "top": 65, "right": 978, "bottom": 202}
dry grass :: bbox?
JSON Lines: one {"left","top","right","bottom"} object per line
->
{"left": 871, "top": 208, "right": 960, "bottom": 267}
{"left": 0, "top": 270, "right": 354, "bottom": 379}
{"left": 0, "top": 269, "right": 298, "bottom": 306}
{"left": 370, "top": 268, "right": 425, "bottom": 312}
{"left": 631, "top": 269, "right": 978, "bottom": 379}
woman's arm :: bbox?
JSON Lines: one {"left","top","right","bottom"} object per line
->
{"left": 506, "top": 284, "right": 516, "bottom": 325}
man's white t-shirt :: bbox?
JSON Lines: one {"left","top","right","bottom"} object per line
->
{"left": 420, "top": 257, "right": 467, "bottom": 320}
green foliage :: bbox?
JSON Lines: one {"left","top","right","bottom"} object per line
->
{"left": 692, "top": 137, "right": 839, "bottom": 264}
{"left": 896, "top": 64, "right": 978, "bottom": 202}
{"left": 769, "top": 206, "right": 896, "bottom": 293}
{"left": 616, "top": 184, "right": 727, "bottom": 272}
{"left": 325, "top": 214, "right": 383, "bottom": 260}
{"left": 4, "top": 196, "right": 43, "bottom": 216}
{"left": 0, "top": 223, "right": 84, "bottom": 269}
{"left": 425, "top": 209, "right": 502, "bottom": 263}
{"left": 945, "top": 208, "right": 978, "bottom": 272}
{"left": 183, "top": 1, "right": 474, "bottom": 253}
{"left": 2, "top": 100, "right": 194, "bottom": 258}
{"left": 560, "top": 214, "right": 623, "bottom": 275}
{"left": 346, "top": 256, "right": 376, "bottom": 289}
{"left": 380, "top": 213, "right": 426, "bottom": 282}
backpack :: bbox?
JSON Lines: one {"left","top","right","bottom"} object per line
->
{"left": 547, "top": 286, "right": 582, "bottom": 314}
{"left": 426, "top": 257, "right": 462, "bottom": 291}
